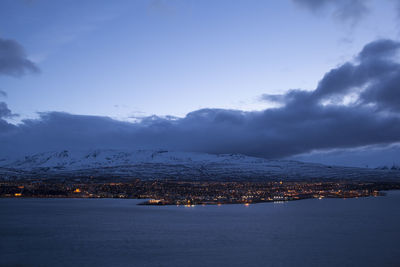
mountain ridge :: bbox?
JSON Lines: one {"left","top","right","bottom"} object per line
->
{"left": 0, "top": 149, "right": 399, "bottom": 181}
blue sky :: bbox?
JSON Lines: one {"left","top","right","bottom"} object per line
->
{"left": 1, "top": 0, "right": 400, "bottom": 167}
{"left": 1, "top": 0, "right": 398, "bottom": 119}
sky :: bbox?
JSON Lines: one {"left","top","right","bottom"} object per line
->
{"left": 1, "top": 0, "right": 400, "bottom": 167}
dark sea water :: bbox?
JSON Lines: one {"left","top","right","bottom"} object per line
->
{"left": 1, "top": 192, "right": 400, "bottom": 267}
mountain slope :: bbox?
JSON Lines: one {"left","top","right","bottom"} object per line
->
{"left": 0, "top": 149, "right": 399, "bottom": 181}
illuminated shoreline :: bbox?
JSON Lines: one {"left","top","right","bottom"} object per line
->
{"left": 1, "top": 179, "right": 397, "bottom": 206}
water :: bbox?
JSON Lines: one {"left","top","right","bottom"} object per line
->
{"left": 1, "top": 192, "right": 400, "bottom": 267}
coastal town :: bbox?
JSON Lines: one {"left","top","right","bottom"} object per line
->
{"left": 1, "top": 178, "right": 399, "bottom": 205}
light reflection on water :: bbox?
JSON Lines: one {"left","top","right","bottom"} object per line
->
{"left": 1, "top": 191, "right": 400, "bottom": 267}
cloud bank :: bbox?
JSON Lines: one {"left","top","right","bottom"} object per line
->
{"left": 1, "top": 39, "right": 400, "bottom": 159}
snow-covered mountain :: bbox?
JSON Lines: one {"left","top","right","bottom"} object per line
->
{"left": 0, "top": 149, "right": 399, "bottom": 181}
{"left": 0, "top": 149, "right": 272, "bottom": 170}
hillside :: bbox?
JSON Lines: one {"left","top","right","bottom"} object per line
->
{"left": 0, "top": 149, "right": 399, "bottom": 181}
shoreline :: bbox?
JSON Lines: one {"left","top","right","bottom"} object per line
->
{"left": 2, "top": 180, "right": 399, "bottom": 206}
{"left": 0, "top": 190, "right": 391, "bottom": 206}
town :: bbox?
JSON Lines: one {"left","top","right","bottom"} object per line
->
{"left": 1, "top": 178, "right": 399, "bottom": 205}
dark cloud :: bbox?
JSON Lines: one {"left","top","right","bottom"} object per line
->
{"left": 0, "top": 102, "right": 17, "bottom": 133}
{"left": 0, "top": 102, "right": 12, "bottom": 118}
{"left": 291, "top": 143, "right": 400, "bottom": 168}
{"left": 358, "top": 39, "right": 400, "bottom": 60}
{"left": 292, "top": 0, "right": 369, "bottom": 25}
{"left": 0, "top": 100, "right": 18, "bottom": 122}
{"left": 0, "top": 38, "right": 37, "bottom": 135}
{"left": 2, "top": 39, "right": 400, "bottom": 159}
{"left": 0, "top": 38, "right": 39, "bottom": 76}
